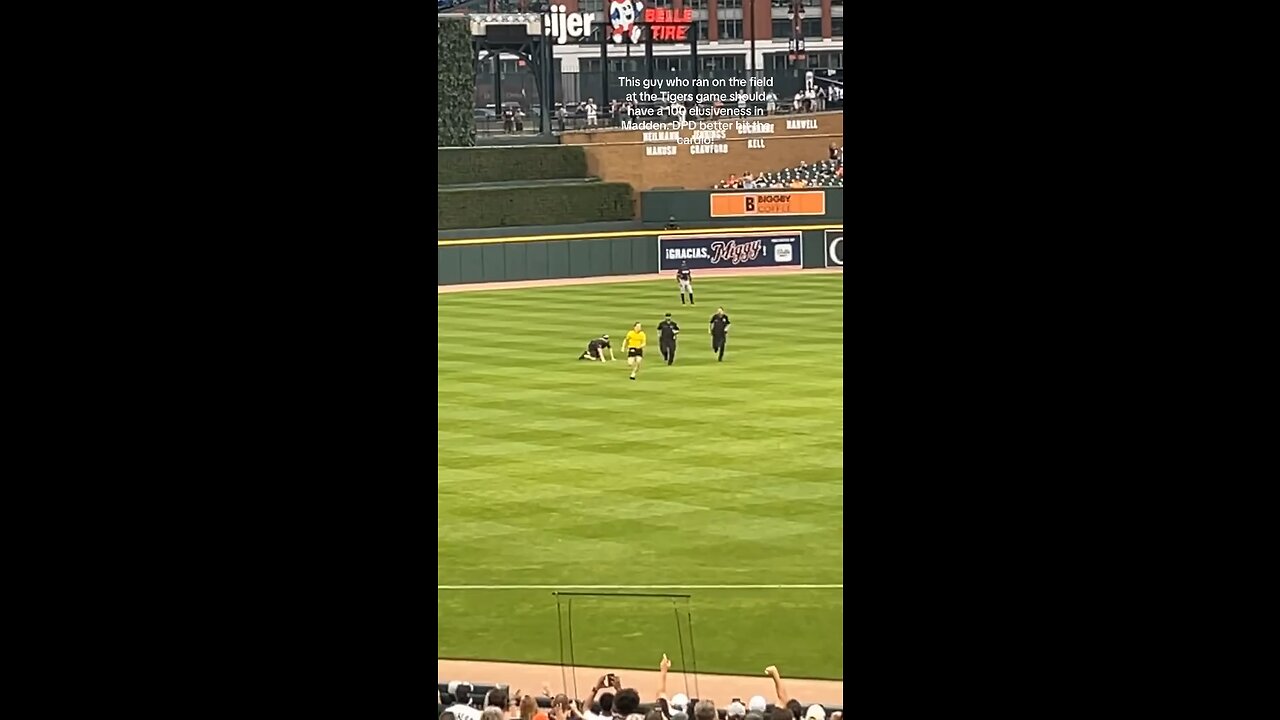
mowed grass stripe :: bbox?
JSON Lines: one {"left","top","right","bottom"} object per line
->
{"left": 438, "top": 275, "right": 842, "bottom": 679}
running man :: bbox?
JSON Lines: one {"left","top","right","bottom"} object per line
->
{"left": 676, "top": 261, "right": 694, "bottom": 305}
{"left": 578, "top": 334, "right": 615, "bottom": 362}
{"left": 709, "top": 307, "right": 731, "bottom": 362}
{"left": 623, "top": 322, "right": 646, "bottom": 380}
{"left": 657, "top": 313, "right": 680, "bottom": 365}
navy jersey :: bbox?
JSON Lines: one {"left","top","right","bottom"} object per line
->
{"left": 676, "top": 268, "right": 692, "bottom": 282}
{"left": 588, "top": 337, "right": 611, "bottom": 351}
{"left": 657, "top": 319, "right": 680, "bottom": 341}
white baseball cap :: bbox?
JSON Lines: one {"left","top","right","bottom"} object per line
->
{"left": 748, "top": 697, "right": 767, "bottom": 713}
{"left": 670, "top": 693, "right": 690, "bottom": 711}
{"left": 727, "top": 701, "right": 747, "bottom": 717}
{"left": 805, "top": 705, "right": 826, "bottom": 720}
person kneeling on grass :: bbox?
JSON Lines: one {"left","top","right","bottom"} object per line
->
{"left": 578, "top": 334, "right": 615, "bottom": 362}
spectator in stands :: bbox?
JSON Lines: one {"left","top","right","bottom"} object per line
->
{"left": 803, "top": 707, "right": 825, "bottom": 720}
{"left": 693, "top": 700, "right": 717, "bottom": 720}
{"left": 614, "top": 689, "right": 641, "bottom": 718}
{"left": 447, "top": 683, "right": 483, "bottom": 720}
{"left": 585, "top": 98, "right": 598, "bottom": 126}
{"left": 482, "top": 710, "right": 505, "bottom": 720}
{"left": 765, "top": 90, "right": 778, "bottom": 114}
{"left": 556, "top": 103, "right": 567, "bottom": 132}
{"left": 792, "top": 93, "right": 802, "bottom": 112}
{"left": 520, "top": 695, "right": 541, "bottom": 720}
{"left": 582, "top": 675, "right": 619, "bottom": 720}
{"left": 741, "top": 172, "right": 756, "bottom": 189}
{"left": 749, "top": 697, "right": 768, "bottom": 715}
{"left": 829, "top": 143, "right": 840, "bottom": 161}
{"left": 665, "top": 216, "right": 680, "bottom": 230}
{"left": 485, "top": 687, "right": 509, "bottom": 711}
{"left": 765, "top": 666, "right": 792, "bottom": 710}
{"left": 727, "top": 700, "right": 747, "bottom": 720}
{"left": 816, "top": 86, "right": 826, "bottom": 111}
{"left": 644, "top": 710, "right": 664, "bottom": 720}
{"left": 443, "top": 713, "right": 458, "bottom": 720}
{"left": 503, "top": 105, "right": 516, "bottom": 134}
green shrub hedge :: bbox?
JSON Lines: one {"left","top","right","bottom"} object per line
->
{"left": 437, "top": 146, "right": 589, "bottom": 185}
{"left": 437, "top": 18, "right": 476, "bottom": 147}
{"left": 438, "top": 182, "right": 634, "bottom": 229}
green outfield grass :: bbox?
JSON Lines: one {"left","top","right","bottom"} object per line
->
{"left": 437, "top": 274, "right": 843, "bottom": 679}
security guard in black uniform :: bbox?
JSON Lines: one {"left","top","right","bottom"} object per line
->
{"left": 657, "top": 313, "right": 680, "bottom": 365}
{"left": 709, "top": 307, "right": 731, "bottom": 362}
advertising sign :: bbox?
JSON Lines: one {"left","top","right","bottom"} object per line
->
{"left": 824, "top": 229, "right": 843, "bottom": 268}
{"left": 710, "top": 191, "right": 826, "bottom": 218}
{"left": 659, "top": 231, "right": 803, "bottom": 271}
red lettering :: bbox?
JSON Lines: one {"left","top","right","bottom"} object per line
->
{"left": 674, "top": 26, "right": 688, "bottom": 40}
{"left": 678, "top": 9, "right": 692, "bottom": 22}
{"left": 644, "top": 8, "right": 656, "bottom": 21}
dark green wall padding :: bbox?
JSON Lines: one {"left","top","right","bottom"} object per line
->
{"left": 438, "top": 230, "right": 838, "bottom": 285}
{"left": 438, "top": 183, "right": 635, "bottom": 230}
{"left": 438, "top": 146, "right": 589, "bottom": 186}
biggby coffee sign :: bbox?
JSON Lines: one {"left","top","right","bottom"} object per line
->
{"left": 543, "top": 4, "right": 596, "bottom": 44}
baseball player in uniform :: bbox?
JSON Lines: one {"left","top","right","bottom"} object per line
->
{"left": 676, "top": 261, "right": 694, "bottom": 305}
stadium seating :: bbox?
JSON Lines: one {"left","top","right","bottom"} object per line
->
{"left": 714, "top": 151, "right": 844, "bottom": 190}
{"left": 437, "top": 683, "right": 843, "bottom": 719}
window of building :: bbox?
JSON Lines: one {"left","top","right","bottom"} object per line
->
{"left": 802, "top": 16, "right": 821, "bottom": 37}
{"left": 806, "top": 51, "right": 842, "bottom": 68}
{"left": 831, "top": 18, "right": 842, "bottom": 38}
{"left": 717, "top": 18, "right": 743, "bottom": 39}
{"left": 718, "top": 0, "right": 742, "bottom": 9}
{"left": 699, "top": 55, "right": 744, "bottom": 72}
{"left": 772, "top": 18, "right": 793, "bottom": 39}
{"left": 694, "top": 19, "right": 709, "bottom": 41}
{"left": 578, "top": 0, "right": 604, "bottom": 11}
{"left": 685, "top": 0, "right": 707, "bottom": 9}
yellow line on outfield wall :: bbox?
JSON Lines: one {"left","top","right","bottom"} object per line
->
{"left": 438, "top": 224, "right": 844, "bottom": 246}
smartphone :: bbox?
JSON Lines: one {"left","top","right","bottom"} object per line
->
{"left": 732, "top": 699, "right": 742, "bottom": 704}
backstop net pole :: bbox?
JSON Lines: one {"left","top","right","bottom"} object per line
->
{"left": 554, "top": 592, "right": 695, "bottom": 702}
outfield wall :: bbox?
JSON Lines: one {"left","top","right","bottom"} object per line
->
{"left": 642, "top": 189, "right": 844, "bottom": 224}
{"left": 559, "top": 111, "right": 844, "bottom": 192}
{"left": 438, "top": 225, "right": 843, "bottom": 285}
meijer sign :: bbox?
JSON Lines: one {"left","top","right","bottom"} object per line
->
{"left": 544, "top": 5, "right": 596, "bottom": 44}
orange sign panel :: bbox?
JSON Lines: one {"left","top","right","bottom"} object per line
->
{"left": 709, "top": 191, "right": 827, "bottom": 218}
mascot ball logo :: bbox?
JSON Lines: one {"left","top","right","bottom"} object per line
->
{"left": 609, "top": 0, "right": 644, "bottom": 44}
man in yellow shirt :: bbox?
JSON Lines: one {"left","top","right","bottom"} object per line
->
{"left": 623, "top": 322, "right": 646, "bottom": 381}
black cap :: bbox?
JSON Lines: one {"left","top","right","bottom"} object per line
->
{"left": 665, "top": 313, "right": 671, "bottom": 317}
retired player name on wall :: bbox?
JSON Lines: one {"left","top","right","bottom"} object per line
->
{"left": 633, "top": 118, "right": 779, "bottom": 156}
{"left": 637, "top": 120, "right": 731, "bottom": 156}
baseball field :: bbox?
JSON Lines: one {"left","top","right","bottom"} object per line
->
{"left": 437, "top": 272, "right": 844, "bottom": 681}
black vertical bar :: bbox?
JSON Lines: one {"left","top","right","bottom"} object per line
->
{"left": 749, "top": 0, "right": 756, "bottom": 74}
{"left": 673, "top": 602, "right": 690, "bottom": 698}
{"left": 687, "top": 606, "right": 700, "bottom": 699}
{"left": 645, "top": 24, "right": 654, "bottom": 83}
{"left": 543, "top": 37, "right": 555, "bottom": 136}
{"left": 493, "top": 53, "right": 502, "bottom": 119}
{"left": 568, "top": 598, "right": 578, "bottom": 701}
{"left": 600, "top": 22, "right": 608, "bottom": 108}
{"left": 556, "top": 594, "right": 567, "bottom": 691}
{"left": 690, "top": 19, "right": 698, "bottom": 83}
